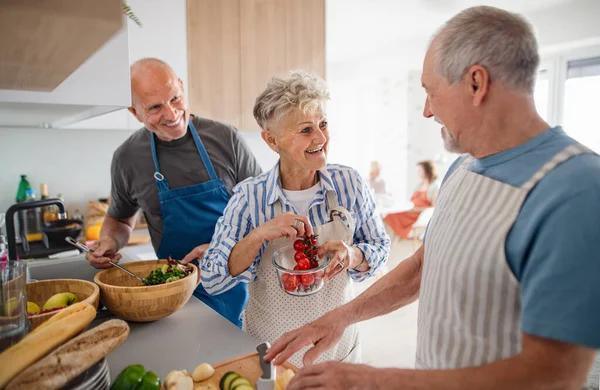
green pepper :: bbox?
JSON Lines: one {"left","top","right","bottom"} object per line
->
{"left": 110, "top": 364, "right": 146, "bottom": 390}
{"left": 135, "top": 371, "right": 161, "bottom": 390}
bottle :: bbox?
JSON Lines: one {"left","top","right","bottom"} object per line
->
{"left": 40, "top": 184, "right": 58, "bottom": 222}
{"left": 16, "top": 175, "right": 32, "bottom": 243}
{"left": 16, "top": 175, "right": 31, "bottom": 203}
{"left": 23, "top": 189, "right": 43, "bottom": 242}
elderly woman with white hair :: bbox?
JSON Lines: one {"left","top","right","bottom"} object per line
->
{"left": 201, "top": 71, "right": 390, "bottom": 367}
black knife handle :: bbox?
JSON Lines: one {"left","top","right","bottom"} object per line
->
{"left": 257, "top": 342, "right": 272, "bottom": 380}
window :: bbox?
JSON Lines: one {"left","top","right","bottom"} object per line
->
{"left": 563, "top": 56, "right": 600, "bottom": 151}
{"left": 534, "top": 69, "right": 549, "bottom": 121}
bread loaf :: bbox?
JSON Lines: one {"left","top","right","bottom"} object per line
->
{"left": 0, "top": 302, "right": 96, "bottom": 388}
{"left": 6, "top": 319, "right": 129, "bottom": 390}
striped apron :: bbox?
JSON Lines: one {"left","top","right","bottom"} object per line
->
{"left": 416, "top": 143, "right": 591, "bottom": 369}
{"left": 244, "top": 191, "right": 362, "bottom": 367}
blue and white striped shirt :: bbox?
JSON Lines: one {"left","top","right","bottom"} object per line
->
{"left": 201, "top": 163, "right": 391, "bottom": 295}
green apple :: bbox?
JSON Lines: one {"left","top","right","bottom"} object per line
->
{"left": 43, "top": 292, "right": 79, "bottom": 311}
{"left": 5, "top": 297, "right": 19, "bottom": 316}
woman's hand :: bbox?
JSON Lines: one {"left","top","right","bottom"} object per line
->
{"left": 255, "top": 212, "right": 314, "bottom": 242}
{"left": 319, "top": 241, "right": 364, "bottom": 281}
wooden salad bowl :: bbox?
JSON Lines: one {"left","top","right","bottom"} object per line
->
{"left": 94, "top": 260, "right": 197, "bottom": 322}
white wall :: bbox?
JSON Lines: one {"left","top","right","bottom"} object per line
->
{"left": 325, "top": 0, "right": 600, "bottom": 200}
{"left": 0, "top": 0, "right": 188, "bottom": 220}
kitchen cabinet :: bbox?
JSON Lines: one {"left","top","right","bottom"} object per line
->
{"left": 0, "top": 1, "right": 130, "bottom": 129}
{"left": 187, "top": 0, "right": 326, "bottom": 131}
{"left": 187, "top": 0, "right": 242, "bottom": 129}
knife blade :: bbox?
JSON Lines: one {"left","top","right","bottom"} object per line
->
{"left": 256, "top": 342, "right": 276, "bottom": 390}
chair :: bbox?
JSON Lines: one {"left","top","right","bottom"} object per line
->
{"left": 409, "top": 207, "right": 434, "bottom": 250}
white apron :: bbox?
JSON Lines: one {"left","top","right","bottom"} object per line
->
{"left": 416, "top": 144, "right": 591, "bottom": 369}
{"left": 244, "top": 191, "right": 362, "bottom": 367}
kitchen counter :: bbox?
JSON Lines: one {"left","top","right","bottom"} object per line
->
{"left": 29, "top": 249, "right": 262, "bottom": 381}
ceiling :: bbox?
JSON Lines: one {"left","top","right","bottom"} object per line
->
{"left": 326, "top": 0, "right": 576, "bottom": 64}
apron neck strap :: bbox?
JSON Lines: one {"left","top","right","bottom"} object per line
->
{"left": 274, "top": 200, "right": 283, "bottom": 217}
{"left": 325, "top": 191, "right": 338, "bottom": 211}
{"left": 150, "top": 119, "right": 219, "bottom": 185}
{"left": 521, "top": 143, "right": 592, "bottom": 191}
{"left": 188, "top": 120, "right": 219, "bottom": 181}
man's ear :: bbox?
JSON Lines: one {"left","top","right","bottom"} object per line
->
{"left": 261, "top": 129, "right": 279, "bottom": 153}
{"left": 465, "top": 64, "right": 490, "bottom": 107}
{"left": 128, "top": 106, "right": 142, "bottom": 123}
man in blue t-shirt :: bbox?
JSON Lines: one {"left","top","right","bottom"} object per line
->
{"left": 263, "top": 6, "right": 600, "bottom": 390}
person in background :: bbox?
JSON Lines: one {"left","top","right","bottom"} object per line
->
{"left": 384, "top": 160, "right": 439, "bottom": 239}
{"left": 369, "top": 161, "right": 387, "bottom": 195}
{"left": 264, "top": 6, "right": 600, "bottom": 389}
{"left": 85, "top": 58, "right": 262, "bottom": 328}
{"left": 201, "top": 71, "right": 390, "bottom": 367}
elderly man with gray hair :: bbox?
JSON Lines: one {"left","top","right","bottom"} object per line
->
{"left": 264, "top": 6, "right": 600, "bottom": 390}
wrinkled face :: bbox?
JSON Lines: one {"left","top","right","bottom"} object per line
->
{"left": 421, "top": 45, "right": 469, "bottom": 154}
{"left": 263, "top": 108, "right": 329, "bottom": 172}
{"left": 129, "top": 72, "right": 189, "bottom": 141}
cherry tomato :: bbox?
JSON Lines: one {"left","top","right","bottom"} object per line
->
{"left": 296, "top": 258, "right": 311, "bottom": 270}
{"left": 294, "top": 251, "right": 308, "bottom": 262}
{"left": 293, "top": 265, "right": 301, "bottom": 271}
{"left": 293, "top": 240, "right": 305, "bottom": 251}
{"left": 283, "top": 275, "right": 299, "bottom": 291}
{"left": 300, "top": 274, "right": 315, "bottom": 286}
{"left": 310, "top": 259, "right": 319, "bottom": 269}
{"left": 310, "top": 236, "right": 318, "bottom": 245}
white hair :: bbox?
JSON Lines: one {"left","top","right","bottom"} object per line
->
{"left": 432, "top": 6, "right": 540, "bottom": 93}
{"left": 253, "top": 71, "right": 330, "bottom": 130}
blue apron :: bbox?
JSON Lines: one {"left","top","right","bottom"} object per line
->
{"left": 150, "top": 120, "right": 248, "bottom": 327}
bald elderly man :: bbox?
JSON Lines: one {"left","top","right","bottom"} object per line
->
{"left": 86, "top": 58, "right": 262, "bottom": 327}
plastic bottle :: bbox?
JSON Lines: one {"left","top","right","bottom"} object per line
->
{"left": 23, "top": 189, "right": 42, "bottom": 242}
{"left": 15, "top": 175, "right": 32, "bottom": 243}
{"left": 15, "top": 175, "right": 31, "bottom": 203}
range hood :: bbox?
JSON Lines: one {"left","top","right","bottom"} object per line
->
{"left": 0, "top": 0, "right": 131, "bottom": 129}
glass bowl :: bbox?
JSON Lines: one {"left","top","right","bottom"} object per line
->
{"left": 272, "top": 245, "right": 330, "bottom": 296}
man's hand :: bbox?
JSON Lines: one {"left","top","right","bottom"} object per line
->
{"left": 86, "top": 237, "right": 121, "bottom": 269}
{"left": 265, "top": 312, "right": 350, "bottom": 367}
{"left": 287, "top": 362, "right": 381, "bottom": 390}
{"left": 181, "top": 243, "right": 210, "bottom": 265}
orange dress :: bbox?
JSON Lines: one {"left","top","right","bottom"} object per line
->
{"left": 384, "top": 190, "right": 432, "bottom": 239}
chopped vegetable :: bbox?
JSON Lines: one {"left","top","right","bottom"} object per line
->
{"left": 143, "top": 258, "right": 192, "bottom": 286}
{"left": 192, "top": 363, "right": 215, "bottom": 382}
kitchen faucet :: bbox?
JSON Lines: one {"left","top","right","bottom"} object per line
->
{"left": 5, "top": 199, "right": 67, "bottom": 260}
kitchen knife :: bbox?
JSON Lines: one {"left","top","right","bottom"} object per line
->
{"left": 256, "top": 342, "right": 276, "bottom": 390}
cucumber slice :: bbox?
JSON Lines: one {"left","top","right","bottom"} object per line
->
{"left": 219, "top": 371, "right": 240, "bottom": 390}
{"left": 231, "top": 384, "right": 255, "bottom": 390}
{"left": 229, "top": 377, "right": 253, "bottom": 388}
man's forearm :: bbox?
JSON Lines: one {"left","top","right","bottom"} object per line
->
{"left": 337, "top": 245, "right": 423, "bottom": 325}
{"left": 374, "top": 334, "right": 594, "bottom": 390}
{"left": 228, "top": 230, "right": 264, "bottom": 277}
{"left": 375, "top": 355, "right": 591, "bottom": 390}
{"left": 100, "top": 215, "right": 135, "bottom": 250}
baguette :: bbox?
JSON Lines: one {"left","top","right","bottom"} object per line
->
{"left": 0, "top": 302, "right": 96, "bottom": 388}
{"left": 29, "top": 300, "right": 95, "bottom": 336}
{"left": 6, "top": 319, "right": 130, "bottom": 390}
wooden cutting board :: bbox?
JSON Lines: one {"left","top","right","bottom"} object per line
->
{"left": 194, "top": 352, "right": 298, "bottom": 389}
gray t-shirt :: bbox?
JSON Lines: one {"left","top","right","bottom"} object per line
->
{"left": 107, "top": 115, "right": 262, "bottom": 251}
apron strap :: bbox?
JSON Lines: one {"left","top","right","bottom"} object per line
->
{"left": 150, "top": 133, "right": 170, "bottom": 193}
{"left": 326, "top": 191, "right": 356, "bottom": 234}
{"left": 521, "top": 143, "right": 593, "bottom": 191}
{"left": 273, "top": 200, "right": 283, "bottom": 217}
{"left": 188, "top": 120, "right": 219, "bottom": 181}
